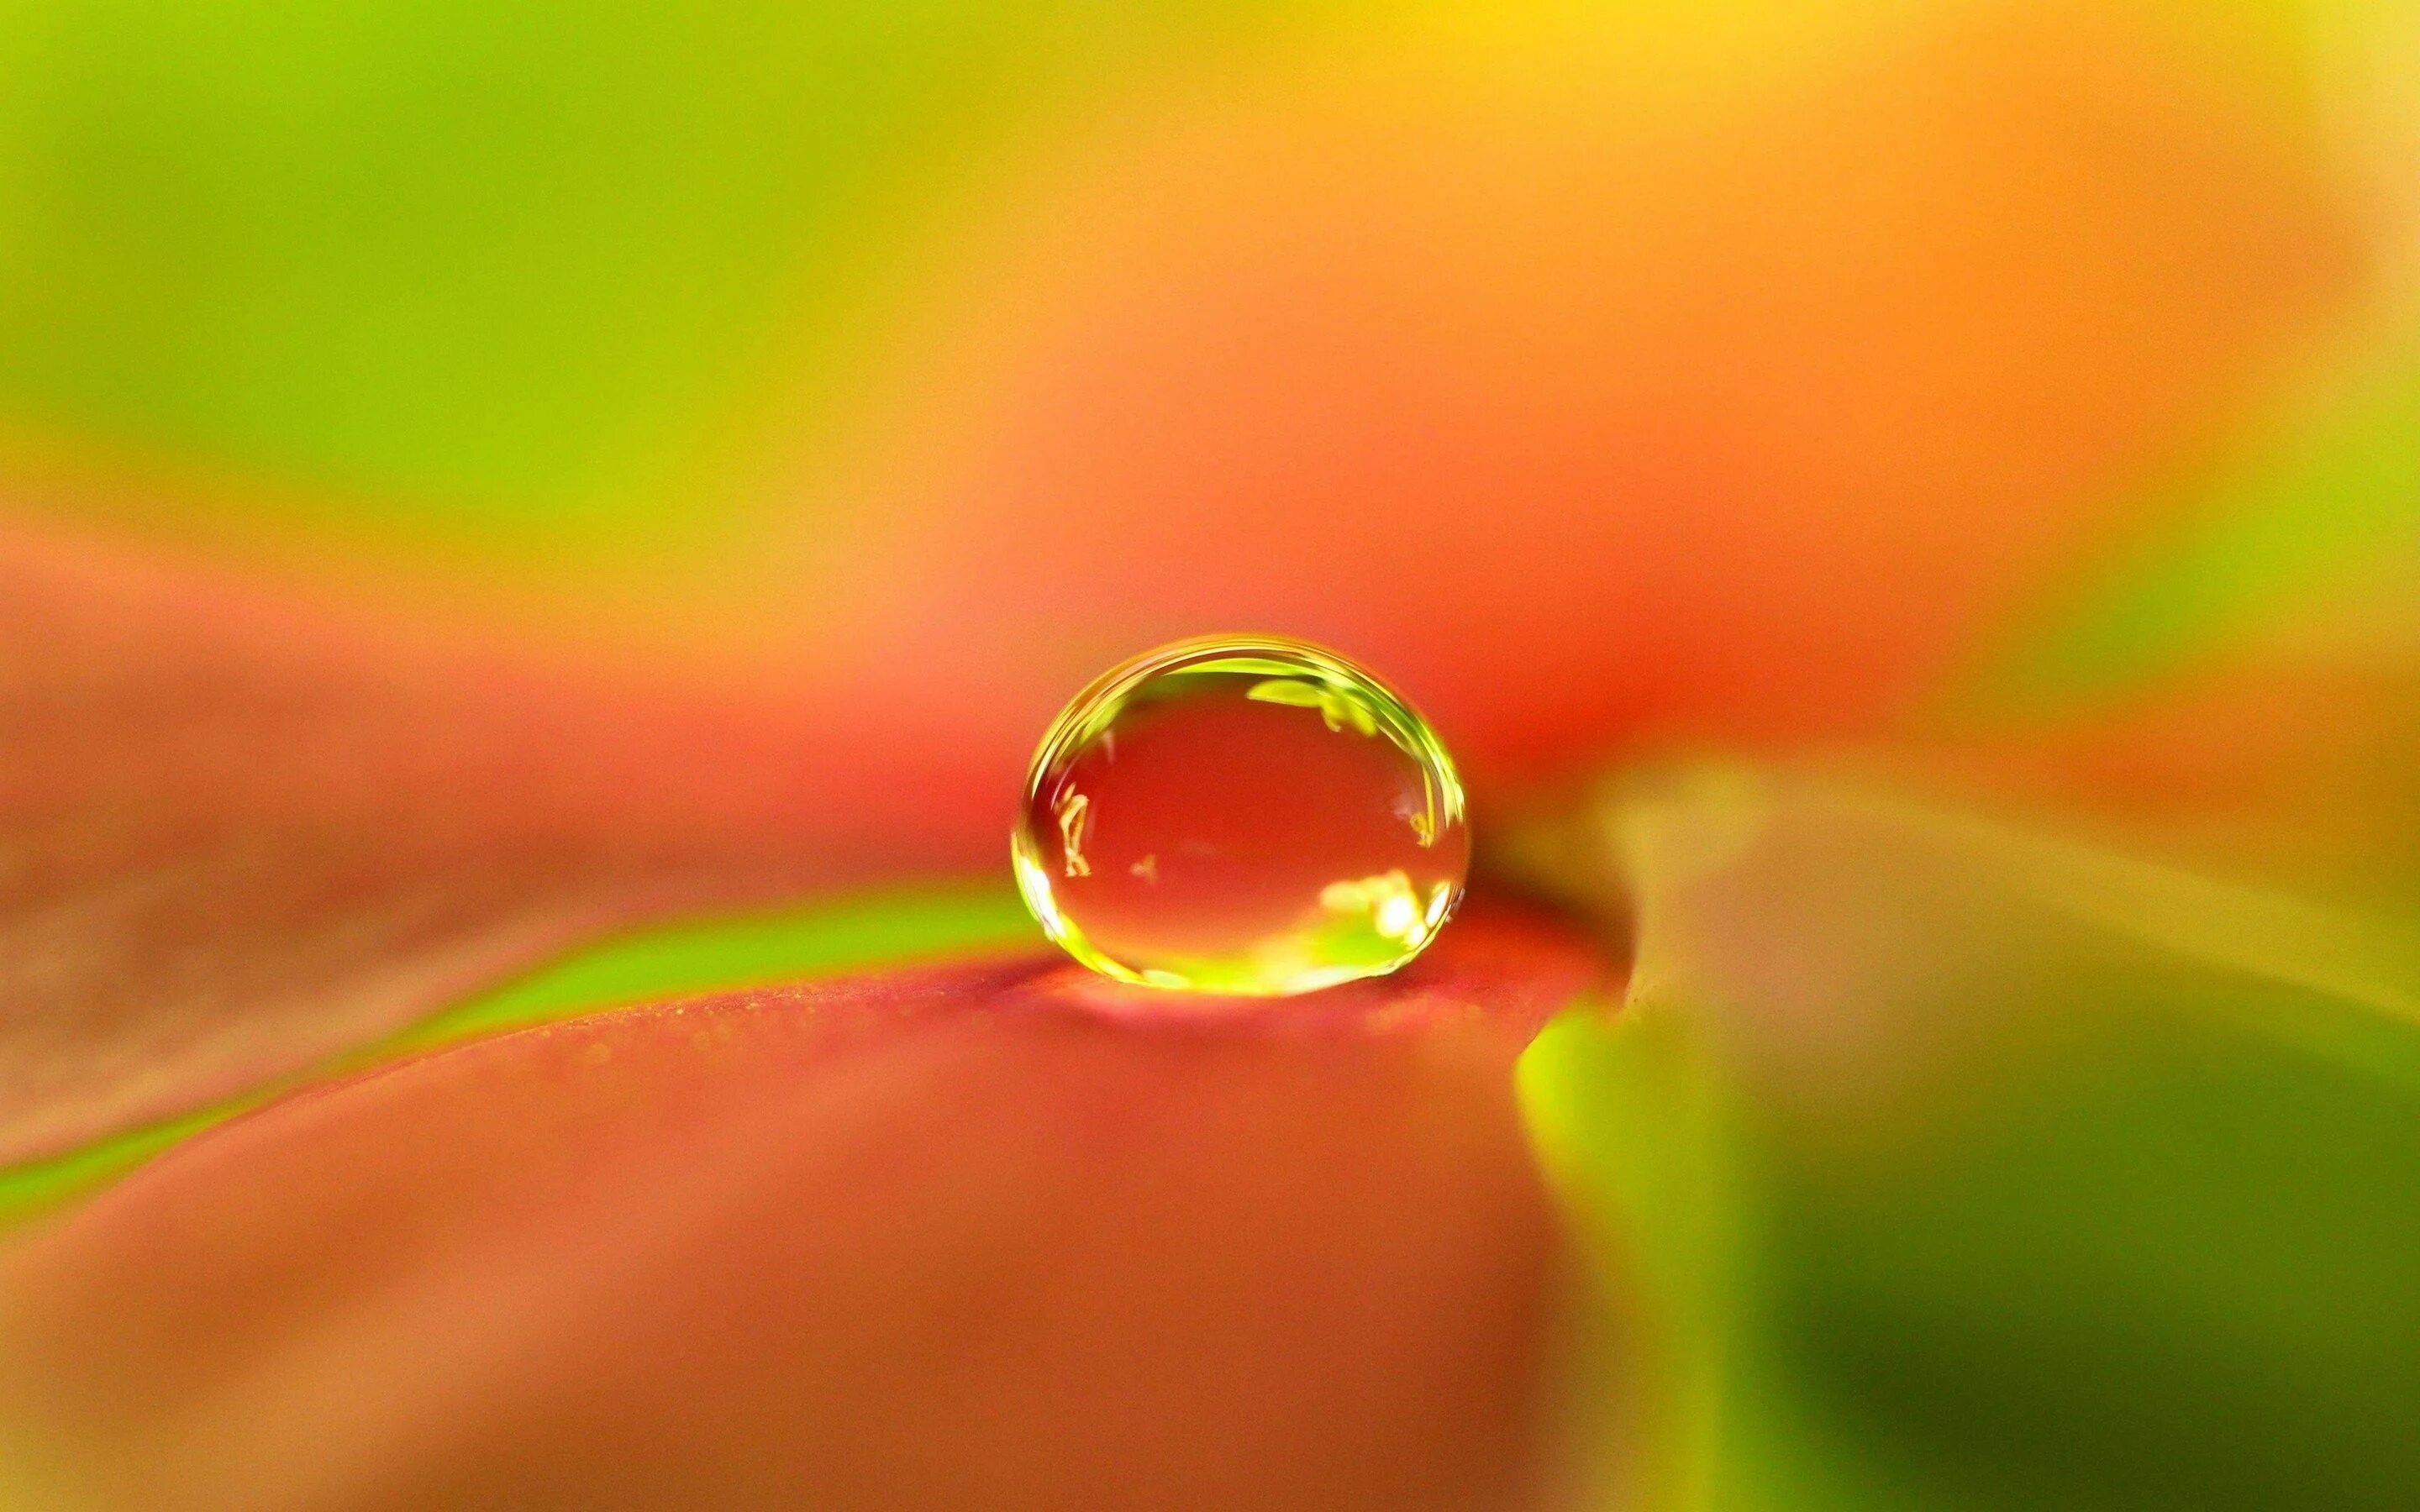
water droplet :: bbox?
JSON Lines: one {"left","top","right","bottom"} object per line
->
{"left": 1013, "top": 635, "right": 1468, "bottom": 995}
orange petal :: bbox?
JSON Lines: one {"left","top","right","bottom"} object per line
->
{"left": 0, "top": 908, "right": 1601, "bottom": 1509}
{"left": 804, "top": 5, "right": 2352, "bottom": 802}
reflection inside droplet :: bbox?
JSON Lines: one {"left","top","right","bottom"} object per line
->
{"left": 1012, "top": 635, "right": 1469, "bottom": 995}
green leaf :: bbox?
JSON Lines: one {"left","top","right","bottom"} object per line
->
{"left": 1525, "top": 769, "right": 2420, "bottom": 1509}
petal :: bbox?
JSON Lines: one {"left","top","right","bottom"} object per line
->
{"left": 801, "top": 3, "right": 2352, "bottom": 795}
{"left": 0, "top": 908, "right": 1600, "bottom": 1509}
{"left": 8, "top": 6, "right": 2354, "bottom": 833}
{"left": 0, "top": 520, "right": 986, "bottom": 1166}
{"left": 1962, "top": 339, "right": 2420, "bottom": 718}
{"left": 1885, "top": 338, "right": 2420, "bottom": 906}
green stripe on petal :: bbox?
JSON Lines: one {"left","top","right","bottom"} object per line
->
{"left": 1964, "top": 336, "right": 2420, "bottom": 717}
{"left": 0, "top": 880, "right": 1037, "bottom": 1230}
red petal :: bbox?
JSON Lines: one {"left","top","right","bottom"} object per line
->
{"left": 0, "top": 522, "right": 942, "bottom": 1165}
{"left": 0, "top": 909, "right": 1600, "bottom": 1509}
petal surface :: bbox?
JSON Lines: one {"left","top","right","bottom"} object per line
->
{"left": 787, "top": 3, "right": 2352, "bottom": 799}
{"left": 0, "top": 521, "right": 966, "bottom": 1165}
{"left": 0, "top": 908, "right": 1601, "bottom": 1510}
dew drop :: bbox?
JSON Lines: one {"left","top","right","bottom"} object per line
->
{"left": 1013, "top": 635, "right": 1469, "bottom": 995}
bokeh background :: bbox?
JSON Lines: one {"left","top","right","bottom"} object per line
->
{"left": 4, "top": 0, "right": 2420, "bottom": 1506}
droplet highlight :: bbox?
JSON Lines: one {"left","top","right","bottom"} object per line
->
{"left": 1013, "top": 635, "right": 1469, "bottom": 995}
